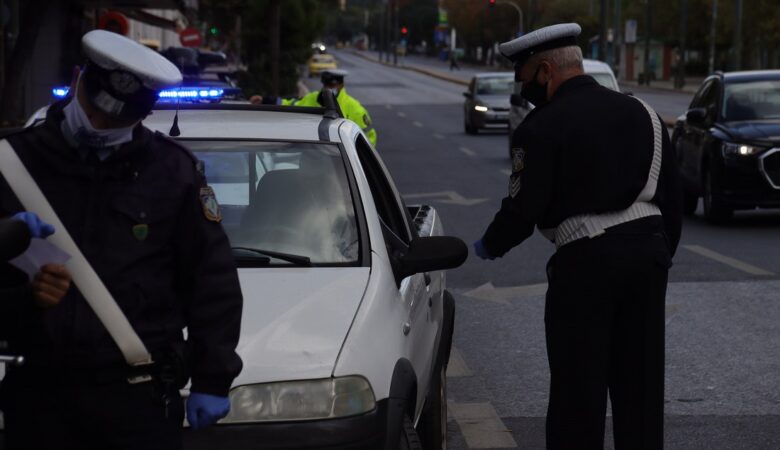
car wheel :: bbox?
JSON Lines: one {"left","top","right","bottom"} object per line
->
{"left": 398, "top": 415, "right": 423, "bottom": 450}
{"left": 682, "top": 189, "right": 698, "bottom": 215}
{"left": 464, "top": 115, "right": 477, "bottom": 135}
{"left": 703, "top": 168, "right": 733, "bottom": 223}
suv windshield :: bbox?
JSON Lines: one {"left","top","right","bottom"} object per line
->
{"left": 722, "top": 80, "right": 780, "bottom": 121}
{"left": 185, "top": 141, "right": 360, "bottom": 266}
{"left": 476, "top": 77, "right": 513, "bottom": 95}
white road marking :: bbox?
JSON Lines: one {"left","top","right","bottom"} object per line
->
{"left": 397, "top": 111, "right": 406, "bottom": 117}
{"left": 463, "top": 282, "right": 548, "bottom": 304}
{"left": 683, "top": 245, "right": 774, "bottom": 276}
{"left": 433, "top": 133, "right": 445, "bottom": 140}
{"left": 413, "top": 121, "right": 424, "bottom": 127}
{"left": 459, "top": 146, "right": 477, "bottom": 156}
{"left": 500, "top": 169, "right": 512, "bottom": 176}
{"left": 446, "top": 346, "right": 473, "bottom": 377}
{"left": 449, "top": 402, "right": 518, "bottom": 448}
{"left": 385, "top": 104, "right": 393, "bottom": 109}
{"left": 404, "top": 191, "right": 488, "bottom": 206}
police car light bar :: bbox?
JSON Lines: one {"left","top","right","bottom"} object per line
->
{"left": 51, "top": 86, "right": 225, "bottom": 100}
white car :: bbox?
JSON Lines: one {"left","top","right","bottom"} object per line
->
{"left": 508, "top": 58, "right": 619, "bottom": 156}
{"left": 139, "top": 99, "right": 467, "bottom": 449}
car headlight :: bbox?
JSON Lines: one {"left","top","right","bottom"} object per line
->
{"left": 474, "top": 105, "right": 489, "bottom": 112}
{"left": 722, "top": 142, "right": 763, "bottom": 157}
{"left": 220, "top": 376, "right": 376, "bottom": 424}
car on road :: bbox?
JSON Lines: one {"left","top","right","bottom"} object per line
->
{"left": 308, "top": 53, "right": 338, "bottom": 77}
{"left": 463, "top": 72, "right": 514, "bottom": 134}
{"left": 140, "top": 98, "right": 467, "bottom": 449}
{"left": 672, "top": 70, "right": 780, "bottom": 222}
{"left": 507, "top": 59, "right": 619, "bottom": 155}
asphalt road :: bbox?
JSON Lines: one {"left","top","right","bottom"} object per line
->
{"left": 329, "top": 50, "right": 780, "bottom": 450}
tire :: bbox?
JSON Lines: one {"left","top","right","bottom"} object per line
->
{"left": 464, "top": 115, "right": 477, "bottom": 135}
{"left": 398, "top": 415, "right": 424, "bottom": 450}
{"left": 419, "top": 363, "right": 448, "bottom": 450}
{"left": 682, "top": 189, "right": 698, "bottom": 215}
{"left": 702, "top": 168, "right": 733, "bottom": 223}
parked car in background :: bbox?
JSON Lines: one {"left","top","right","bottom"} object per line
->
{"left": 507, "top": 59, "right": 619, "bottom": 156}
{"left": 463, "top": 72, "right": 514, "bottom": 134}
{"left": 308, "top": 53, "right": 337, "bottom": 77}
{"left": 672, "top": 70, "right": 780, "bottom": 222}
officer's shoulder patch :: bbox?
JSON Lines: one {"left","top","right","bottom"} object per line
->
{"left": 511, "top": 147, "right": 526, "bottom": 173}
{"left": 199, "top": 186, "right": 222, "bottom": 222}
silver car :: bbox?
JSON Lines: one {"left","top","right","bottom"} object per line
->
{"left": 463, "top": 72, "right": 514, "bottom": 134}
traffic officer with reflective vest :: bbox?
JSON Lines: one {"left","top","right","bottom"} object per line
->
{"left": 250, "top": 69, "right": 378, "bottom": 147}
{"left": 0, "top": 30, "right": 243, "bottom": 449}
{"left": 473, "top": 24, "right": 683, "bottom": 449}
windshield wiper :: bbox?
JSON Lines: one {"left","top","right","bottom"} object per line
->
{"left": 231, "top": 247, "right": 312, "bottom": 266}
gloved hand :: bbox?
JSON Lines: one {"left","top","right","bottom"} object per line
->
{"left": 187, "top": 392, "right": 230, "bottom": 430}
{"left": 12, "top": 212, "right": 55, "bottom": 239}
{"left": 473, "top": 239, "right": 495, "bottom": 260}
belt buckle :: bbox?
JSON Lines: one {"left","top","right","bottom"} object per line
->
{"left": 127, "top": 360, "right": 155, "bottom": 385}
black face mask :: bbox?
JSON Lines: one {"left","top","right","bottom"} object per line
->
{"left": 520, "top": 65, "right": 549, "bottom": 107}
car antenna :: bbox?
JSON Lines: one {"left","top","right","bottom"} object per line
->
{"left": 169, "top": 95, "right": 181, "bottom": 137}
{"left": 321, "top": 89, "right": 343, "bottom": 120}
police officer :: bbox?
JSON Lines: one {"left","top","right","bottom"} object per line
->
{"left": 0, "top": 30, "right": 243, "bottom": 449}
{"left": 250, "top": 69, "right": 378, "bottom": 147}
{"left": 473, "top": 24, "right": 682, "bottom": 449}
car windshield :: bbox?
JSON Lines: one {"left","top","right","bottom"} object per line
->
{"left": 185, "top": 141, "right": 360, "bottom": 266}
{"left": 475, "top": 77, "right": 513, "bottom": 95}
{"left": 589, "top": 73, "right": 618, "bottom": 91}
{"left": 722, "top": 80, "right": 780, "bottom": 121}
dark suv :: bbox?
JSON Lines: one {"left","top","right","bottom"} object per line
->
{"left": 672, "top": 70, "right": 780, "bottom": 222}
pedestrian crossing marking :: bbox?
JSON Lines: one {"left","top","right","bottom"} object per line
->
{"left": 449, "top": 402, "right": 518, "bottom": 448}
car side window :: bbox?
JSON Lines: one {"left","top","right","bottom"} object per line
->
{"left": 354, "top": 135, "right": 411, "bottom": 248}
{"left": 690, "top": 80, "right": 713, "bottom": 109}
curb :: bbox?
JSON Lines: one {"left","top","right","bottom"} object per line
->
{"left": 350, "top": 50, "right": 679, "bottom": 127}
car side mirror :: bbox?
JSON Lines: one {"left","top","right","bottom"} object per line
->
{"left": 686, "top": 107, "right": 708, "bottom": 125}
{"left": 463, "top": 92, "right": 473, "bottom": 99}
{"left": 510, "top": 94, "right": 527, "bottom": 108}
{"left": 398, "top": 236, "right": 467, "bottom": 280}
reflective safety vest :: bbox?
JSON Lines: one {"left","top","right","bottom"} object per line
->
{"left": 283, "top": 88, "right": 377, "bottom": 148}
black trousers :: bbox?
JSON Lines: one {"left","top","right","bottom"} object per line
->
{"left": 544, "top": 230, "right": 670, "bottom": 450}
{"left": 0, "top": 370, "right": 184, "bottom": 450}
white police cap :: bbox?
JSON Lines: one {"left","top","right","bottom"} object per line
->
{"left": 80, "top": 30, "right": 182, "bottom": 120}
{"left": 321, "top": 69, "right": 349, "bottom": 84}
{"left": 499, "top": 23, "right": 581, "bottom": 68}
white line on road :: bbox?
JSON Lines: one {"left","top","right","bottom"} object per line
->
{"left": 385, "top": 104, "right": 393, "bottom": 109}
{"left": 459, "top": 146, "right": 476, "bottom": 157}
{"left": 433, "top": 133, "right": 445, "bottom": 140}
{"left": 397, "top": 111, "right": 406, "bottom": 118}
{"left": 447, "top": 346, "right": 473, "bottom": 377}
{"left": 683, "top": 245, "right": 775, "bottom": 276}
{"left": 449, "top": 402, "right": 518, "bottom": 448}
{"left": 413, "top": 121, "right": 424, "bottom": 128}
{"left": 500, "top": 169, "right": 512, "bottom": 176}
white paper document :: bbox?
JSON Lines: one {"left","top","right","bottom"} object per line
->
{"left": 9, "top": 238, "right": 71, "bottom": 279}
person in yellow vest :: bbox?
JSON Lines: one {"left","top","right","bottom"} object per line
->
{"left": 250, "top": 70, "right": 377, "bottom": 148}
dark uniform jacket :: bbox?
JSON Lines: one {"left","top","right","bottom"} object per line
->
{"left": 482, "top": 75, "right": 683, "bottom": 257}
{"left": 0, "top": 100, "right": 243, "bottom": 396}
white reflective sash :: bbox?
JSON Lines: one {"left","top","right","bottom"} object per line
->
{"left": 0, "top": 139, "right": 153, "bottom": 368}
{"left": 543, "top": 97, "right": 663, "bottom": 249}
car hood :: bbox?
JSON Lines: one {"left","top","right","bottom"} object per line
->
{"left": 231, "top": 267, "right": 370, "bottom": 386}
{"left": 722, "top": 121, "right": 780, "bottom": 144}
{"left": 475, "top": 94, "right": 511, "bottom": 109}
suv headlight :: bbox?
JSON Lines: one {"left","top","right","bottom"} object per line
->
{"left": 220, "top": 376, "right": 376, "bottom": 424}
{"left": 722, "top": 142, "right": 764, "bottom": 157}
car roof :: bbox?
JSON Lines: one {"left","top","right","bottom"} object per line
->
{"left": 144, "top": 104, "right": 340, "bottom": 141}
{"left": 721, "top": 70, "right": 780, "bottom": 83}
{"left": 583, "top": 58, "right": 613, "bottom": 74}
{"left": 473, "top": 72, "right": 513, "bottom": 78}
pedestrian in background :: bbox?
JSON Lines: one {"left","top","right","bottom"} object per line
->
{"left": 0, "top": 30, "right": 243, "bottom": 450}
{"left": 449, "top": 50, "right": 460, "bottom": 71}
{"left": 473, "top": 23, "right": 683, "bottom": 450}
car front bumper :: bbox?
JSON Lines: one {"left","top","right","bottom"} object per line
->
{"left": 715, "top": 149, "right": 780, "bottom": 208}
{"left": 472, "top": 110, "right": 510, "bottom": 127}
{"left": 183, "top": 399, "right": 388, "bottom": 450}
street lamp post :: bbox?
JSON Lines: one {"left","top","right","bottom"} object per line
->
{"left": 496, "top": 0, "right": 523, "bottom": 38}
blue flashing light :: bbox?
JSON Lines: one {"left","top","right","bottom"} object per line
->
{"left": 158, "top": 87, "right": 225, "bottom": 100}
{"left": 52, "top": 87, "right": 70, "bottom": 98}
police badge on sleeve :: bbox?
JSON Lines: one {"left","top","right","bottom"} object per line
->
{"left": 199, "top": 186, "right": 223, "bottom": 222}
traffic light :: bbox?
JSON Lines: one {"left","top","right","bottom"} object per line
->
{"left": 210, "top": 26, "right": 219, "bottom": 36}
{"left": 401, "top": 26, "right": 408, "bottom": 35}
{"left": 489, "top": 0, "right": 496, "bottom": 6}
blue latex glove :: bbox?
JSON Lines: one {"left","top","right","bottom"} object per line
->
{"left": 187, "top": 392, "right": 230, "bottom": 430}
{"left": 473, "top": 239, "right": 495, "bottom": 260}
{"left": 12, "top": 212, "right": 55, "bottom": 239}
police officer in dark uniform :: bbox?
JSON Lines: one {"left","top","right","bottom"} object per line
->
{"left": 0, "top": 30, "right": 243, "bottom": 449}
{"left": 474, "top": 24, "right": 683, "bottom": 450}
